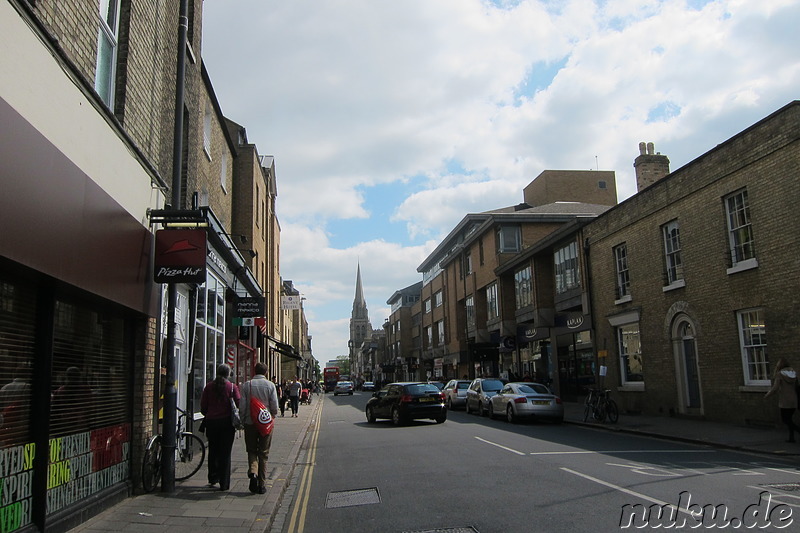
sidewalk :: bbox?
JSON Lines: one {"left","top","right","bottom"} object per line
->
{"left": 69, "top": 396, "right": 799, "bottom": 532}
{"left": 69, "top": 397, "right": 321, "bottom": 533}
{"left": 561, "top": 401, "right": 800, "bottom": 457}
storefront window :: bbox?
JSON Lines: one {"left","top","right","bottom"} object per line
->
{"left": 192, "top": 272, "right": 226, "bottom": 417}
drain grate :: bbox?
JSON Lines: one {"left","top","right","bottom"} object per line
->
{"left": 761, "top": 483, "right": 800, "bottom": 492}
{"left": 325, "top": 487, "right": 381, "bottom": 508}
{"left": 403, "top": 526, "right": 478, "bottom": 533}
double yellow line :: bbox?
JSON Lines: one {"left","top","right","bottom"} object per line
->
{"left": 286, "top": 398, "right": 323, "bottom": 533}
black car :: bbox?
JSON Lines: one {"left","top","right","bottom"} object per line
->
{"left": 365, "top": 382, "right": 447, "bottom": 426}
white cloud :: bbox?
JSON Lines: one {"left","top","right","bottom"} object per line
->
{"left": 202, "top": 0, "right": 800, "bottom": 362}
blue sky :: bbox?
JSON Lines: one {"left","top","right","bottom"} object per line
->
{"left": 201, "top": 0, "right": 800, "bottom": 363}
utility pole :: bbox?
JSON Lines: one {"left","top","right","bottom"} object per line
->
{"left": 161, "top": 0, "right": 189, "bottom": 494}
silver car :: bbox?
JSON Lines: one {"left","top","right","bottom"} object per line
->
{"left": 465, "top": 378, "right": 507, "bottom": 416}
{"left": 488, "top": 382, "right": 564, "bottom": 423}
{"left": 333, "top": 381, "right": 354, "bottom": 396}
{"left": 443, "top": 379, "right": 471, "bottom": 410}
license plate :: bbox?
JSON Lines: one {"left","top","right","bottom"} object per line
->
{"left": 418, "top": 397, "right": 436, "bottom": 403}
{"left": 533, "top": 400, "right": 550, "bottom": 405}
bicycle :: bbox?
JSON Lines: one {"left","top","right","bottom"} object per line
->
{"left": 141, "top": 407, "right": 206, "bottom": 492}
{"left": 583, "top": 388, "right": 619, "bottom": 424}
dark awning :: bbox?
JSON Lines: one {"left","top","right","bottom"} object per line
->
{"left": 268, "top": 336, "right": 301, "bottom": 360}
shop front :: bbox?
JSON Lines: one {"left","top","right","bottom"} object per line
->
{"left": 554, "top": 312, "right": 595, "bottom": 400}
{"left": 1, "top": 78, "right": 161, "bottom": 531}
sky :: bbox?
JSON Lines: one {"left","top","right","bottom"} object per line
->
{"left": 200, "top": 0, "right": 800, "bottom": 364}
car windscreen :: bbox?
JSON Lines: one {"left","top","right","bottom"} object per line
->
{"left": 456, "top": 382, "right": 470, "bottom": 390}
{"left": 482, "top": 379, "right": 505, "bottom": 391}
{"left": 518, "top": 384, "right": 549, "bottom": 394}
{"left": 406, "top": 384, "right": 441, "bottom": 395}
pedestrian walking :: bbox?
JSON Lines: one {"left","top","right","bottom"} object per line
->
{"left": 765, "top": 357, "right": 799, "bottom": 443}
{"left": 200, "top": 363, "right": 240, "bottom": 491}
{"left": 239, "top": 362, "right": 279, "bottom": 494}
{"left": 279, "top": 380, "right": 288, "bottom": 417}
{"left": 288, "top": 376, "right": 302, "bottom": 417}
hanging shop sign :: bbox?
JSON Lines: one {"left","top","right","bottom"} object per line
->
{"left": 154, "top": 229, "right": 207, "bottom": 283}
{"left": 236, "top": 296, "right": 265, "bottom": 317}
{"left": 281, "top": 295, "right": 302, "bottom": 310}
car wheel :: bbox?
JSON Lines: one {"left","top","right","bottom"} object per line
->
{"left": 479, "top": 402, "right": 486, "bottom": 417}
{"left": 349, "top": 392, "right": 353, "bottom": 395}
{"left": 465, "top": 400, "right": 471, "bottom": 414}
{"left": 392, "top": 407, "right": 403, "bottom": 426}
{"left": 506, "top": 405, "right": 516, "bottom": 424}
{"left": 366, "top": 406, "right": 376, "bottom": 423}
{"left": 446, "top": 398, "right": 452, "bottom": 410}
{"left": 435, "top": 413, "right": 446, "bottom": 424}
{"left": 488, "top": 403, "right": 495, "bottom": 419}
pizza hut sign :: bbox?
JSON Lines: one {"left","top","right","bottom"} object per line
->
{"left": 154, "top": 229, "right": 207, "bottom": 283}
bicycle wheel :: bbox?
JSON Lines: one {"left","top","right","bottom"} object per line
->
{"left": 593, "top": 402, "right": 607, "bottom": 423}
{"left": 175, "top": 432, "right": 205, "bottom": 481}
{"left": 583, "top": 394, "right": 593, "bottom": 422}
{"left": 605, "top": 399, "right": 619, "bottom": 423}
{"left": 141, "top": 436, "right": 162, "bottom": 493}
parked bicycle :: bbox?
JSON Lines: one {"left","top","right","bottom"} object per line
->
{"left": 141, "top": 407, "right": 206, "bottom": 492}
{"left": 583, "top": 388, "right": 619, "bottom": 423}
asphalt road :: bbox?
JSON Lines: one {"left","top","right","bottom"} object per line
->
{"left": 278, "top": 392, "right": 800, "bottom": 533}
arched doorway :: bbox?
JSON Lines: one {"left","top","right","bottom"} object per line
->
{"left": 673, "top": 316, "right": 703, "bottom": 415}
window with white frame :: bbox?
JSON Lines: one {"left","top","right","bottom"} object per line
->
{"left": 220, "top": 151, "right": 228, "bottom": 192}
{"left": 203, "top": 103, "right": 212, "bottom": 157}
{"left": 465, "top": 295, "right": 475, "bottom": 327}
{"left": 617, "top": 323, "right": 643, "bottom": 384}
{"left": 425, "top": 326, "right": 433, "bottom": 348}
{"left": 465, "top": 254, "right": 472, "bottom": 276}
{"left": 496, "top": 225, "right": 521, "bottom": 253}
{"left": 424, "top": 298, "right": 431, "bottom": 314}
{"left": 737, "top": 308, "right": 769, "bottom": 384}
{"left": 95, "top": 0, "right": 121, "bottom": 107}
{"left": 486, "top": 283, "right": 498, "bottom": 320}
{"left": 725, "top": 189, "right": 756, "bottom": 267}
{"left": 554, "top": 241, "right": 580, "bottom": 294}
{"left": 614, "top": 244, "right": 630, "bottom": 300}
{"left": 191, "top": 271, "right": 226, "bottom": 417}
{"left": 662, "top": 220, "right": 683, "bottom": 285}
{"left": 436, "top": 320, "right": 445, "bottom": 345}
{"left": 514, "top": 265, "right": 532, "bottom": 309}
{"left": 434, "top": 291, "right": 443, "bottom": 308}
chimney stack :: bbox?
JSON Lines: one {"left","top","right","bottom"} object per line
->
{"left": 634, "top": 141, "right": 670, "bottom": 192}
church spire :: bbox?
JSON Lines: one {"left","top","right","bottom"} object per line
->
{"left": 350, "top": 262, "right": 371, "bottom": 347}
{"left": 354, "top": 262, "right": 366, "bottom": 307}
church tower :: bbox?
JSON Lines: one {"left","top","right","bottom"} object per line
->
{"left": 349, "top": 263, "right": 372, "bottom": 350}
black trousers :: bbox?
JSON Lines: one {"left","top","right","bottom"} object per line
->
{"left": 205, "top": 417, "right": 236, "bottom": 489}
{"left": 780, "top": 408, "right": 799, "bottom": 440}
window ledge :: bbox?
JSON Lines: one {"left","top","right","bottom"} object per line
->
{"left": 727, "top": 258, "right": 758, "bottom": 275}
{"left": 738, "top": 384, "right": 770, "bottom": 393}
{"left": 617, "top": 383, "right": 645, "bottom": 392}
{"left": 614, "top": 294, "right": 632, "bottom": 305}
{"left": 662, "top": 279, "right": 686, "bottom": 292}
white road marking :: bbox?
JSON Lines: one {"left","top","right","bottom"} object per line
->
{"left": 529, "top": 449, "right": 716, "bottom": 455}
{"left": 474, "top": 436, "right": 526, "bottom": 455}
{"left": 606, "top": 461, "right": 682, "bottom": 477}
{"left": 561, "top": 467, "right": 693, "bottom": 517}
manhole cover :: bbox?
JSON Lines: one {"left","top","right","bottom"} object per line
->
{"left": 761, "top": 483, "right": 800, "bottom": 492}
{"left": 403, "top": 526, "right": 478, "bottom": 533}
{"left": 325, "top": 487, "right": 381, "bottom": 508}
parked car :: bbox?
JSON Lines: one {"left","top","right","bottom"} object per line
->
{"left": 488, "top": 382, "right": 564, "bottom": 423}
{"left": 427, "top": 380, "right": 445, "bottom": 391}
{"left": 362, "top": 381, "right": 375, "bottom": 392}
{"left": 333, "top": 381, "right": 354, "bottom": 396}
{"left": 365, "top": 382, "right": 447, "bottom": 426}
{"left": 443, "top": 379, "right": 471, "bottom": 410}
{"left": 465, "top": 378, "right": 507, "bottom": 416}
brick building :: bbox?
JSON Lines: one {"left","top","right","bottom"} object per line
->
{"left": 415, "top": 171, "right": 615, "bottom": 383}
{"left": 0, "top": 1, "right": 290, "bottom": 530}
{"left": 585, "top": 101, "right": 800, "bottom": 425}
